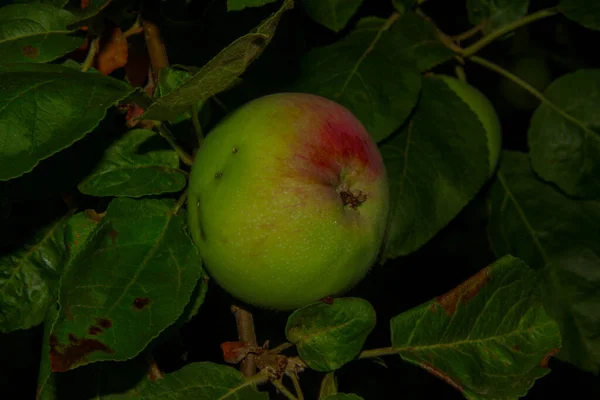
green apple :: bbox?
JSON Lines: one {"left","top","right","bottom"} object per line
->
{"left": 187, "top": 93, "right": 390, "bottom": 310}
{"left": 498, "top": 55, "right": 552, "bottom": 111}
{"left": 435, "top": 75, "right": 503, "bottom": 177}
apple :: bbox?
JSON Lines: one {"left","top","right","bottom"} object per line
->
{"left": 435, "top": 75, "right": 503, "bottom": 177}
{"left": 498, "top": 55, "right": 552, "bottom": 111}
{"left": 187, "top": 93, "right": 390, "bottom": 310}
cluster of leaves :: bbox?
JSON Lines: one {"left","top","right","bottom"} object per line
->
{"left": 0, "top": 0, "right": 599, "bottom": 399}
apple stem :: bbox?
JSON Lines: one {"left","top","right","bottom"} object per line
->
{"left": 231, "top": 305, "right": 258, "bottom": 377}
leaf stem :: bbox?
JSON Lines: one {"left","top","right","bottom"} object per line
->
{"left": 271, "top": 379, "right": 299, "bottom": 400}
{"left": 232, "top": 305, "right": 258, "bottom": 377}
{"left": 451, "top": 23, "right": 483, "bottom": 43}
{"left": 81, "top": 38, "right": 100, "bottom": 72}
{"left": 461, "top": 8, "right": 558, "bottom": 57}
{"left": 156, "top": 123, "right": 194, "bottom": 166}
{"left": 172, "top": 190, "right": 188, "bottom": 215}
{"left": 191, "top": 102, "right": 204, "bottom": 149}
{"left": 468, "top": 56, "right": 545, "bottom": 102}
{"left": 288, "top": 372, "right": 304, "bottom": 400}
{"left": 358, "top": 347, "right": 399, "bottom": 359}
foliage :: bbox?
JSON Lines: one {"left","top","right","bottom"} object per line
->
{"left": 1, "top": 0, "right": 599, "bottom": 399}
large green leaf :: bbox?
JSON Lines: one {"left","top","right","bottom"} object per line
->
{"left": 389, "top": 11, "right": 455, "bottom": 72}
{"left": 302, "top": 0, "right": 363, "bottom": 32}
{"left": 286, "top": 298, "right": 376, "bottom": 372}
{"left": 142, "top": 0, "right": 293, "bottom": 121}
{"left": 0, "top": 215, "right": 69, "bottom": 333}
{"left": 0, "top": 63, "right": 135, "bottom": 181}
{"left": 138, "top": 362, "right": 268, "bottom": 399}
{"left": 528, "top": 69, "right": 600, "bottom": 198}
{"left": 227, "top": 0, "right": 279, "bottom": 11}
{"left": 391, "top": 255, "right": 561, "bottom": 399}
{"left": 49, "top": 198, "right": 203, "bottom": 372}
{"left": 77, "top": 129, "right": 188, "bottom": 198}
{"left": 558, "top": 0, "right": 600, "bottom": 31}
{"left": 467, "top": 0, "right": 529, "bottom": 35}
{"left": 487, "top": 150, "right": 600, "bottom": 374}
{"left": 379, "top": 75, "right": 489, "bottom": 261}
{"left": 0, "top": 4, "right": 84, "bottom": 64}
{"left": 291, "top": 17, "right": 421, "bottom": 143}
{"left": 322, "top": 395, "right": 364, "bottom": 400}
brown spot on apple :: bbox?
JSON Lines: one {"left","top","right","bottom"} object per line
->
{"left": 435, "top": 267, "right": 490, "bottom": 316}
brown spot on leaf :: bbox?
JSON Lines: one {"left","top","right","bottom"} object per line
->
{"left": 133, "top": 297, "right": 151, "bottom": 310}
{"left": 539, "top": 348, "right": 560, "bottom": 368}
{"left": 421, "top": 362, "right": 464, "bottom": 392}
{"left": 513, "top": 345, "right": 520, "bottom": 352}
{"left": 320, "top": 296, "right": 334, "bottom": 305}
{"left": 68, "top": 333, "right": 78, "bottom": 343}
{"left": 22, "top": 45, "right": 39, "bottom": 59}
{"left": 50, "top": 336, "right": 114, "bottom": 372}
{"left": 108, "top": 229, "right": 119, "bottom": 244}
{"left": 64, "top": 307, "right": 74, "bottom": 321}
{"left": 49, "top": 335, "right": 59, "bottom": 347}
{"left": 435, "top": 267, "right": 490, "bottom": 316}
{"left": 97, "top": 318, "right": 112, "bottom": 329}
{"left": 85, "top": 209, "right": 106, "bottom": 222}
{"left": 88, "top": 326, "right": 102, "bottom": 335}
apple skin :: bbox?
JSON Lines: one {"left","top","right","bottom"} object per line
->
{"left": 187, "top": 93, "right": 389, "bottom": 310}
{"left": 435, "top": 75, "right": 503, "bottom": 177}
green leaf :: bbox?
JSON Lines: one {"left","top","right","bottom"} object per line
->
{"left": 467, "top": 0, "right": 529, "bottom": 35}
{"left": 528, "top": 69, "right": 600, "bottom": 198}
{"left": 138, "top": 362, "right": 268, "bottom": 399}
{"left": 155, "top": 66, "right": 206, "bottom": 124}
{"left": 77, "top": 129, "right": 187, "bottom": 198}
{"left": 322, "top": 395, "right": 364, "bottom": 400}
{"left": 379, "top": 75, "right": 489, "bottom": 261}
{"left": 142, "top": 0, "right": 293, "bottom": 121}
{"left": 0, "top": 215, "right": 69, "bottom": 333}
{"left": 391, "top": 255, "right": 561, "bottom": 399}
{"left": 487, "top": 151, "right": 600, "bottom": 374}
{"left": 558, "top": 0, "right": 600, "bottom": 31}
{"left": 392, "top": 0, "right": 415, "bottom": 13}
{"left": 65, "top": 210, "right": 105, "bottom": 262}
{"left": 389, "top": 11, "right": 455, "bottom": 72}
{"left": 0, "top": 4, "right": 84, "bottom": 64}
{"left": 0, "top": 63, "right": 135, "bottom": 181}
{"left": 49, "top": 198, "right": 203, "bottom": 372}
{"left": 291, "top": 17, "right": 421, "bottom": 143}
{"left": 285, "top": 297, "right": 376, "bottom": 372}
{"left": 318, "top": 372, "right": 338, "bottom": 399}
{"left": 36, "top": 302, "right": 59, "bottom": 400}
{"left": 12, "top": 0, "right": 70, "bottom": 7}
{"left": 302, "top": 0, "right": 363, "bottom": 32}
{"left": 227, "top": 0, "right": 279, "bottom": 11}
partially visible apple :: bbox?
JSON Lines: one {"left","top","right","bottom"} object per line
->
{"left": 187, "top": 93, "right": 390, "bottom": 310}
{"left": 435, "top": 75, "right": 503, "bottom": 177}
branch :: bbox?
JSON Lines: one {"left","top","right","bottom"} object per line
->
{"left": 232, "top": 305, "right": 258, "bottom": 377}
{"left": 271, "top": 379, "right": 299, "bottom": 400}
{"left": 81, "top": 38, "right": 100, "bottom": 72}
{"left": 357, "top": 346, "right": 399, "bottom": 359}
{"left": 461, "top": 8, "right": 558, "bottom": 57}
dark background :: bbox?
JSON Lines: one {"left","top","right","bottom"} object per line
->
{"left": 1, "top": 0, "right": 599, "bottom": 398}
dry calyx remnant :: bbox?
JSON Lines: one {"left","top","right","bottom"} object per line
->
{"left": 338, "top": 188, "right": 368, "bottom": 210}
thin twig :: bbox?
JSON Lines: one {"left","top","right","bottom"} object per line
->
{"left": 156, "top": 123, "right": 194, "bottom": 166}
{"left": 271, "top": 342, "right": 293, "bottom": 354}
{"left": 191, "top": 102, "right": 204, "bottom": 150}
{"left": 461, "top": 8, "right": 558, "bottom": 57}
{"left": 81, "top": 38, "right": 100, "bottom": 72}
{"left": 232, "top": 305, "right": 258, "bottom": 377}
{"left": 271, "top": 379, "right": 299, "bottom": 400}
{"left": 172, "top": 190, "right": 188, "bottom": 215}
